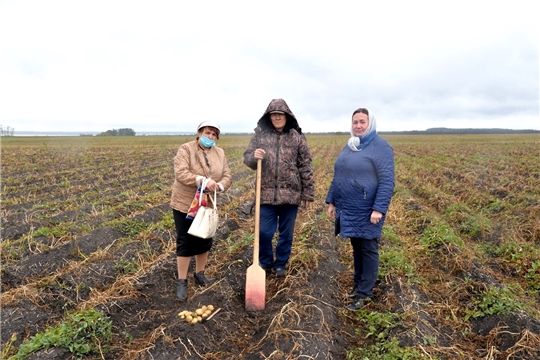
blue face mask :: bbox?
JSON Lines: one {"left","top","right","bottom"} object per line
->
{"left": 200, "top": 136, "right": 216, "bottom": 148}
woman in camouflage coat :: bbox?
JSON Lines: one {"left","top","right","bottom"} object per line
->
{"left": 243, "top": 99, "right": 315, "bottom": 277}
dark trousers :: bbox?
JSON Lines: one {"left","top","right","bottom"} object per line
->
{"left": 258, "top": 205, "right": 299, "bottom": 270}
{"left": 350, "top": 237, "right": 379, "bottom": 299}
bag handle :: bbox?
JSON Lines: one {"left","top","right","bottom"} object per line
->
{"left": 198, "top": 178, "right": 209, "bottom": 206}
{"left": 198, "top": 178, "right": 217, "bottom": 209}
{"left": 206, "top": 187, "right": 217, "bottom": 209}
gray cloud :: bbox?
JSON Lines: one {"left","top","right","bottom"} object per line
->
{"left": 1, "top": 1, "right": 538, "bottom": 133}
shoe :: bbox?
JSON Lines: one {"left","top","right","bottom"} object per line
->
{"left": 347, "top": 298, "right": 365, "bottom": 311}
{"left": 176, "top": 279, "right": 188, "bottom": 301}
{"left": 347, "top": 288, "right": 357, "bottom": 298}
{"left": 275, "top": 267, "right": 285, "bottom": 277}
{"left": 193, "top": 271, "right": 216, "bottom": 286}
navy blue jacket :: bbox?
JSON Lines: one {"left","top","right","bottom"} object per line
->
{"left": 325, "top": 136, "right": 395, "bottom": 239}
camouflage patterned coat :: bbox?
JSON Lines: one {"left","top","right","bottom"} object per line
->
{"left": 243, "top": 99, "right": 315, "bottom": 205}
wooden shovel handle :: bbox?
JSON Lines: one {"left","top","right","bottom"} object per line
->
{"left": 253, "top": 159, "right": 262, "bottom": 263}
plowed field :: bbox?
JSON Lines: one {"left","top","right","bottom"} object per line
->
{"left": 1, "top": 134, "right": 539, "bottom": 359}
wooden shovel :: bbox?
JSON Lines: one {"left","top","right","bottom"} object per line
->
{"left": 245, "top": 159, "right": 265, "bottom": 311}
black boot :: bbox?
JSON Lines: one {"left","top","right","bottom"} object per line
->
{"left": 347, "top": 297, "right": 365, "bottom": 311}
{"left": 193, "top": 271, "right": 215, "bottom": 286}
{"left": 176, "top": 279, "right": 188, "bottom": 301}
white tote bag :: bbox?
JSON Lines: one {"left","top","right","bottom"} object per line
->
{"left": 188, "top": 180, "right": 218, "bottom": 239}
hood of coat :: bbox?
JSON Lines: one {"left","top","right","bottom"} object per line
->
{"left": 256, "top": 98, "right": 302, "bottom": 134}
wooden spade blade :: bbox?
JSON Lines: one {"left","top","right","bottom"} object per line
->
{"left": 245, "top": 158, "right": 265, "bottom": 311}
{"left": 245, "top": 264, "right": 266, "bottom": 311}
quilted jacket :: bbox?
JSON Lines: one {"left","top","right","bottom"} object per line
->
{"left": 170, "top": 139, "right": 232, "bottom": 213}
{"left": 243, "top": 99, "right": 314, "bottom": 205}
{"left": 325, "top": 136, "right": 395, "bottom": 239}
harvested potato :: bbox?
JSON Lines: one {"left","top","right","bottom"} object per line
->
{"left": 179, "top": 306, "right": 218, "bottom": 324}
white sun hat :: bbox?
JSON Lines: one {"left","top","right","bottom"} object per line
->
{"left": 197, "top": 121, "right": 221, "bottom": 132}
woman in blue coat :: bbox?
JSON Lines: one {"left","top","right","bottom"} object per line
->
{"left": 326, "top": 108, "right": 395, "bottom": 311}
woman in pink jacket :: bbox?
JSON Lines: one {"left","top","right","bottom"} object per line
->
{"left": 170, "top": 121, "right": 232, "bottom": 301}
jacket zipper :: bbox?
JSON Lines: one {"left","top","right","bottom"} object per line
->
{"left": 273, "top": 133, "right": 281, "bottom": 204}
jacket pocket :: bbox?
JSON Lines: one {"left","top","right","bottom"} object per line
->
{"left": 352, "top": 180, "right": 367, "bottom": 200}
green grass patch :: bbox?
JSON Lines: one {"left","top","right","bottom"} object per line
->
{"left": 524, "top": 260, "right": 540, "bottom": 291}
{"left": 221, "top": 231, "right": 254, "bottom": 254}
{"left": 419, "top": 223, "right": 463, "bottom": 250}
{"left": 110, "top": 219, "right": 149, "bottom": 237}
{"left": 114, "top": 257, "right": 141, "bottom": 274}
{"left": 444, "top": 203, "right": 492, "bottom": 239}
{"left": 379, "top": 247, "right": 417, "bottom": 281}
{"left": 8, "top": 309, "right": 112, "bottom": 359}
{"left": 347, "top": 309, "right": 425, "bottom": 359}
{"left": 465, "top": 285, "right": 525, "bottom": 320}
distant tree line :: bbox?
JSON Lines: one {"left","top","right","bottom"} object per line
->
{"left": 97, "top": 128, "right": 136, "bottom": 136}
{"left": 306, "top": 128, "right": 540, "bottom": 136}
{"left": 0, "top": 124, "right": 14, "bottom": 136}
{"left": 426, "top": 127, "right": 539, "bottom": 134}
{"left": 378, "top": 128, "right": 540, "bottom": 135}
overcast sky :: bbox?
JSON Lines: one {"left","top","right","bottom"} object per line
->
{"left": 1, "top": 0, "right": 538, "bottom": 134}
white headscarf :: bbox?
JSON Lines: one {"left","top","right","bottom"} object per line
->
{"left": 347, "top": 108, "right": 377, "bottom": 152}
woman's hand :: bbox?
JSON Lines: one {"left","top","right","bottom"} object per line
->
{"left": 300, "top": 200, "right": 312, "bottom": 210}
{"left": 370, "top": 210, "right": 383, "bottom": 224}
{"left": 327, "top": 203, "right": 336, "bottom": 219}
{"left": 254, "top": 148, "right": 266, "bottom": 160}
{"left": 205, "top": 179, "right": 219, "bottom": 192}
